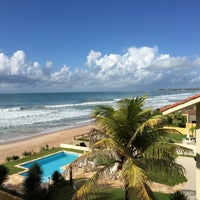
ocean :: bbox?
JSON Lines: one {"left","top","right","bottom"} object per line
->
{"left": 0, "top": 90, "right": 198, "bottom": 143}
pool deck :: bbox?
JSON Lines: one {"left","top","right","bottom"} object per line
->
{"left": 3, "top": 145, "right": 87, "bottom": 193}
{"left": 4, "top": 174, "right": 25, "bottom": 194}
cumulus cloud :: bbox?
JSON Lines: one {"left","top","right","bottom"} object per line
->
{"left": 0, "top": 46, "right": 200, "bottom": 93}
{"left": 86, "top": 50, "right": 102, "bottom": 67}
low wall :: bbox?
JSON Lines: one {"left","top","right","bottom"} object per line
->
{"left": 163, "top": 126, "right": 187, "bottom": 135}
{"left": 60, "top": 143, "right": 90, "bottom": 152}
{"left": 164, "top": 123, "right": 196, "bottom": 136}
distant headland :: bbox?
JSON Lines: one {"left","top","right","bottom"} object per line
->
{"left": 158, "top": 88, "right": 200, "bottom": 91}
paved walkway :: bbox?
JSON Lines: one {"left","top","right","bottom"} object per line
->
{"left": 176, "top": 156, "right": 196, "bottom": 200}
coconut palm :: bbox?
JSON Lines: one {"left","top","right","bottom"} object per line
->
{"left": 66, "top": 96, "right": 190, "bottom": 200}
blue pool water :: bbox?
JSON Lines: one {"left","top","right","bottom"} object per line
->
{"left": 20, "top": 151, "right": 79, "bottom": 182}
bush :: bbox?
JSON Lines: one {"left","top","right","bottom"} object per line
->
{"left": 24, "top": 188, "right": 47, "bottom": 200}
{"left": 23, "top": 163, "right": 43, "bottom": 197}
{"left": 23, "top": 151, "right": 32, "bottom": 157}
{"left": 6, "top": 156, "right": 11, "bottom": 162}
{"left": 40, "top": 144, "right": 49, "bottom": 152}
{"left": 12, "top": 155, "right": 20, "bottom": 160}
{"left": 51, "top": 171, "right": 66, "bottom": 187}
{"left": 0, "top": 165, "right": 9, "bottom": 186}
{"left": 169, "top": 191, "right": 189, "bottom": 200}
{"left": 5, "top": 155, "right": 20, "bottom": 162}
{"left": 166, "top": 112, "right": 186, "bottom": 128}
{"left": 79, "top": 142, "right": 87, "bottom": 147}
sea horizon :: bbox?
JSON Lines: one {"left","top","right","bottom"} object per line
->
{"left": 0, "top": 90, "right": 199, "bottom": 143}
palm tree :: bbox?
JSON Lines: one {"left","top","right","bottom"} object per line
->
{"left": 0, "top": 165, "right": 9, "bottom": 186}
{"left": 66, "top": 96, "right": 190, "bottom": 200}
{"left": 23, "top": 163, "right": 45, "bottom": 199}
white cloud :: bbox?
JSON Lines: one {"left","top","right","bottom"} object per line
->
{"left": 10, "top": 50, "right": 25, "bottom": 75}
{"left": 154, "top": 54, "right": 188, "bottom": 69}
{"left": 86, "top": 50, "right": 102, "bottom": 67}
{"left": 0, "top": 46, "right": 200, "bottom": 93}
{"left": 193, "top": 57, "right": 200, "bottom": 65}
{"left": 0, "top": 53, "right": 9, "bottom": 74}
{"left": 50, "top": 65, "right": 71, "bottom": 83}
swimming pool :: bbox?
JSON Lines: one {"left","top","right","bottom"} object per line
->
{"left": 19, "top": 151, "right": 79, "bottom": 182}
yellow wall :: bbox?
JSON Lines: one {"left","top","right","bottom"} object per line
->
{"left": 164, "top": 123, "right": 196, "bottom": 136}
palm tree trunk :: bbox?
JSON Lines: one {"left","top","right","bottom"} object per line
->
{"left": 69, "top": 165, "right": 73, "bottom": 185}
{"left": 125, "top": 185, "right": 129, "bottom": 200}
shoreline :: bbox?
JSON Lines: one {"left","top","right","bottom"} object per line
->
{"left": 0, "top": 124, "right": 95, "bottom": 164}
{"left": 0, "top": 122, "right": 93, "bottom": 145}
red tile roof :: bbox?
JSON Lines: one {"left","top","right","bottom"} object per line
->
{"left": 160, "top": 93, "right": 200, "bottom": 113}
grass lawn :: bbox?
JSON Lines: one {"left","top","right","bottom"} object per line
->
{"left": 48, "top": 184, "right": 75, "bottom": 200}
{"left": 154, "top": 192, "right": 170, "bottom": 200}
{"left": 90, "top": 188, "right": 170, "bottom": 200}
{"left": 147, "top": 163, "right": 187, "bottom": 186}
{"left": 49, "top": 186, "right": 169, "bottom": 200}
{"left": 1, "top": 184, "right": 171, "bottom": 200}
{"left": 162, "top": 132, "right": 186, "bottom": 143}
{"left": 3, "top": 147, "right": 83, "bottom": 175}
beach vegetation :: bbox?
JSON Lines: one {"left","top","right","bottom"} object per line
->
{"left": 65, "top": 96, "right": 191, "bottom": 200}
{"left": 0, "top": 165, "right": 9, "bottom": 186}
{"left": 12, "top": 155, "right": 20, "bottom": 160}
{"left": 6, "top": 155, "right": 20, "bottom": 162}
{"left": 22, "top": 151, "right": 32, "bottom": 157}
{"left": 40, "top": 144, "right": 50, "bottom": 152}
{"left": 6, "top": 157, "right": 12, "bottom": 162}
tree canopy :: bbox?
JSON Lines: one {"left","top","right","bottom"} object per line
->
{"left": 66, "top": 96, "right": 190, "bottom": 200}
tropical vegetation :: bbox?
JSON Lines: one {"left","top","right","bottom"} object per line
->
{"left": 169, "top": 191, "right": 189, "bottom": 200}
{"left": 23, "top": 163, "right": 46, "bottom": 200}
{"left": 0, "top": 165, "right": 9, "bottom": 186}
{"left": 165, "top": 112, "right": 186, "bottom": 128}
{"left": 66, "top": 96, "right": 190, "bottom": 200}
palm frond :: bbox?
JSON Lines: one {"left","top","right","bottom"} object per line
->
{"left": 126, "top": 182, "right": 156, "bottom": 200}
{"left": 143, "top": 142, "right": 193, "bottom": 160}
{"left": 142, "top": 142, "right": 193, "bottom": 177}
{"left": 92, "top": 105, "right": 115, "bottom": 118}
{"left": 122, "top": 157, "right": 155, "bottom": 200}
{"left": 128, "top": 115, "right": 165, "bottom": 146}
{"left": 94, "top": 137, "right": 132, "bottom": 158}
{"left": 143, "top": 157, "right": 185, "bottom": 178}
{"left": 72, "top": 166, "right": 108, "bottom": 200}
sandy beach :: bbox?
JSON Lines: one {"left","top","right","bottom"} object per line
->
{"left": 0, "top": 124, "right": 95, "bottom": 164}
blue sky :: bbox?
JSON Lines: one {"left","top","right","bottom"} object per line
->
{"left": 0, "top": 0, "right": 200, "bottom": 93}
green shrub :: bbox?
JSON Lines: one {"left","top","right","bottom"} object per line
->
{"left": 0, "top": 165, "right": 9, "bottom": 186}
{"left": 51, "top": 171, "right": 66, "bottom": 187}
{"left": 169, "top": 191, "right": 189, "bottom": 200}
{"left": 6, "top": 157, "right": 11, "bottom": 162}
{"left": 166, "top": 112, "right": 186, "bottom": 128}
{"left": 23, "top": 151, "right": 32, "bottom": 157}
{"left": 23, "top": 163, "right": 43, "bottom": 196}
{"left": 12, "top": 155, "right": 20, "bottom": 160}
